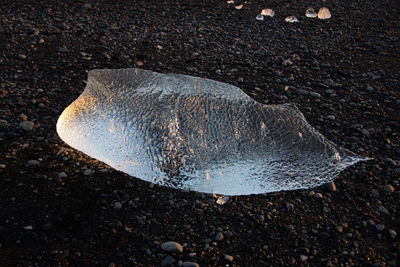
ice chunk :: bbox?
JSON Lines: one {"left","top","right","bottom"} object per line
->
{"left": 57, "top": 68, "right": 367, "bottom": 195}
{"left": 256, "top": 14, "right": 264, "bottom": 21}
{"left": 261, "top": 8, "right": 274, "bottom": 17}
{"left": 318, "top": 7, "right": 331, "bottom": 19}
{"left": 305, "top": 7, "right": 317, "bottom": 18}
{"left": 285, "top": 16, "right": 299, "bottom": 23}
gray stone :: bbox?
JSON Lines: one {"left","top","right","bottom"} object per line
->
{"left": 27, "top": 160, "right": 40, "bottom": 166}
{"left": 388, "top": 230, "right": 397, "bottom": 238}
{"left": 20, "top": 121, "right": 34, "bottom": 131}
{"left": 182, "top": 262, "right": 199, "bottom": 267}
{"left": 58, "top": 172, "right": 67, "bottom": 178}
{"left": 326, "top": 115, "right": 335, "bottom": 120}
{"left": 376, "top": 224, "right": 385, "bottom": 231}
{"left": 161, "top": 241, "right": 183, "bottom": 253}
{"left": 384, "top": 184, "right": 394, "bottom": 193}
{"left": 378, "top": 206, "right": 390, "bottom": 215}
{"left": 113, "top": 202, "right": 122, "bottom": 209}
{"left": 224, "top": 255, "right": 234, "bottom": 262}
{"left": 215, "top": 232, "right": 224, "bottom": 241}
{"left": 161, "top": 255, "right": 175, "bottom": 266}
{"left": 300, "top": 255, "right": 308, "bottom": 262}
{"left": 326, "top": 181, "right": 336, "bottom": 192}
{"left": 309, "top": 92, "right": 321, "bottom": 98}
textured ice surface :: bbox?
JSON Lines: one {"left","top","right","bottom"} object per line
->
{"left": 57, "top": 68, "right": 366, "bottom": 195}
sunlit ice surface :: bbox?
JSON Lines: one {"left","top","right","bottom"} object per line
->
{"left": 57, "top": 68, "right": 368, "bottom": 195}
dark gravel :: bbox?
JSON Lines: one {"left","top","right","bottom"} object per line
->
{"left": 1, "top": 0, "right": 399, "bottom": 266}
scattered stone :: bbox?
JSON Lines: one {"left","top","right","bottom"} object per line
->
{"left": 161, "top": 255, "right": 175, "bottom": 266}
{"left": 161, "top": 241, "right": 183, "bottom": 253}
{"left": 18, "top": 54, "right": 27, "bottom": 59}
{"left": 388, "top": 230, "right": 397, "bottom": 238}
{"left": 19, "top": 114, "right": 28, "bottom": 121}
{"left": 224, "top": 255, "right": 234, "bottom": 262}
{"left": 24, "top": 225, "right": 33, "bottom": 230}
{"left": 376, "top": 224, "right": 385, "bottom": 231}
{"left": 300, "top": 255, "right": 308, "bottom": 262}
{"left": 234, "top": 5, "right": 243, "bottom": 10}
{"left": 113, "top": 202, "right": 122, "bottom": 210}
{"left": 326, "top": 115, "right": 335, "bottom": 120}
{"left": 384, "top": 184, "right": 394, "bottom": 193}
{"left": 182, "top": 262, "right": 199, "bottom": 267}
{"left": 310, "top": 91, "right": 321, "bottom": 98}
{"left": 215, "top": 232, "right": 224, "bottom": 241}
{"left": 378, "top": 206, "right": 390, "bottom": 215}
{"left": 27, "top": 160, "right": 40, "bottom": 166}
{"left": 19, "top": 121, "right": 35, "bottom": 131}
{"left": 256, "top": 14, "right": 264, "bottom": 21}
{"left": 318, "top": 7, "right": 331, "bottom": 20}
{"left": 314, "top": 193, "right": 323, "bottom": 199}
{"left": 58, "top": 172, "right": 67, "bottom": 178}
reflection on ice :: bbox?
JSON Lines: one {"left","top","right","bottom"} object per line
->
{"left": 57, "top": 68, "right": 367, "bottom": 195}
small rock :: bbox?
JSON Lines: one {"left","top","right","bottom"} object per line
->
{"left": 215, "top": 232, "right": 224, "bottom": 241}
{"left": 161, "top": 255, "right": 175, "bottom": 266}
{"left": 378, "top": 206, "right": 390, "bottom": 215}
{"left": 234, "top": 5, "right": 243, "bottom": 10}
{"left": 376, "top": 224, "right": 385, "bottom": 231}
{"left": 224, "top": 255, "right": 234, "bottom": 262}
{"left": 161, "top": 241, "right": 183, "bottom": 253}
{"left": 83, "top": 169, "right": 91, "bottom": 176}
{"left": 24, "top": 225, "right": 33, "bottom": 230}
{"left": 384, "top": 184, "right": 394, "bottom": 193}
{"left": 114, "top": 202, "right": 122, "bottom": 210}
{"left": 305, "top": 7, "right": 317, "bottom": 18}
{"left": 300, "top": 255, "right": 308, "bottom": 262}
{"left": 27, "top": 160, "right": 40, "bottom": 166}
{"left": 19, "top": 114, "right": 28, "bottom": 121}
{"left": 18, "top": 54, "right": 27, "bottom": 59}
{"left": 58, "top": 172, "right": 67, "bottom": 178}
{"left": 314, "top": 193, "right": 323, "bottom": 199}
{"left": 388, "top": 230, "right": 397, "bottom": 238}
{"left": 326, "top": 115, "right": 335, "bottom": 120}
{"left": 310, "top": 92, "right": 321, "bottom": 98}
{"left": 326, "top": 181, "right": 336, "bottom": 192}
{"left": 182, "top": 262, "right": 199, "bottom": 267}
{"left": 19, "top": 121, "right": 35, "bottom": 131}
{"left": 0, "top": 164, "right": 6, "bottom": 169}
{"left": 256, "top": 14, "right": 264, "bottom": 21}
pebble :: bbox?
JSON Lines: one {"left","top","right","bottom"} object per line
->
{"left": 113, "top": 202, "right": 122, "bottom": 210}
{"left": 309, "top": 91, "right": 321, "bottom": 98}
{"left": 161, "top": 241, "right": 183, "bottom": 253}
{"left": 300, "top": 255, "right": 308, "bottom": 262}
{"left": 326, "top": 115, "right": 336, "bottom": 121}
{"left": 161, "top": 255, "right": 175, "bottom": 265}
{"left": 19, "top": 121, "right": 35, "bottom": 131}
{"left": 215, "top": 232, "right": 224, "bottom": 241}
{"left": 376, "top": 224, "right": 385, "bottom": 231}
{"left": 314, "top": 193, "right": 323, "bottom": 199}
{"left": 19, "top": 114, "right": 28, "bottom": 121}
{"left": 27, "top": 160, "right": 40, "bottom": 166}
{"left": 388, "top": 230, "right": 397, "bottom": 238}
{"left": 378, "top": 206, "right": 390, "bottom": 215}
{"left": 326, "top": 181, "right": 336, "bottom": 192}
{"left": 24, "top": 225, "right": 33, "bottom": 230}
{"left": 182, "top": 262, "right": 199, "bottom": 267}
{"left": 58, "top": 172, "right": 67, "bottom": 178}
{"left": 224, "top": 255, "right": 234, "bottom": 262}
{"left": 384, "top": 184, "right": 394, "bottom": 193}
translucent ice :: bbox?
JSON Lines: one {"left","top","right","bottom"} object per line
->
{"left": 57, "top": 68, "right": 366, "bottom": 195}
{"left": 318, "top": 7, "right": 331, "bottom": 19}
{"left": 256, "top": 14, "right": 264, "bottom": 21}
{"left": 305, "top": 7, "right": 317, "bottom": 18}
{"left": 285, "top": 16, "right": 299, "bottom": 23}
{"left": 261, "top": 9, "right": 274, "bottom": 17}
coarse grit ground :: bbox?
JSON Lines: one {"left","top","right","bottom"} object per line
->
{"left": 0, "top": 0, "right": 399, "bottom": 266}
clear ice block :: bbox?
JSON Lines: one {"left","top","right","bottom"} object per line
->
{"left": 57, "top": 68, "right": 366, "bottom": 195}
